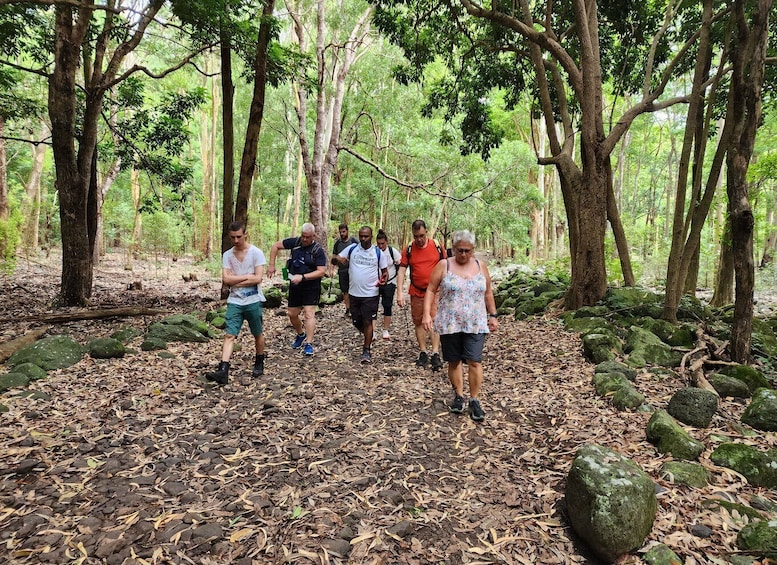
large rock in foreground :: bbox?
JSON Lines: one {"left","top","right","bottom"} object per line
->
{"left": 8, "top": 335, "right": 84, "bottom": 370}
{"left": 566, "top": 444, "right": 657, "bottom": 563}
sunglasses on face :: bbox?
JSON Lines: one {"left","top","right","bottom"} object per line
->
{"left": 455, "top": 248, "right": 473, "bottom": 254}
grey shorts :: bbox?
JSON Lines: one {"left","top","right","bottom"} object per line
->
{"left": 440, "top": 332, "right": 486, "bottom": 362}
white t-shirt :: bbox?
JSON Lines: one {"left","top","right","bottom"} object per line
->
{"left": 384, "top": 245, "right": 402, "bottom": 285}
{"left": 339, "top": 243, "right": 389, "bottom": 298}
{"left": 223, "top": 245, "right": 266, "bottom": 305}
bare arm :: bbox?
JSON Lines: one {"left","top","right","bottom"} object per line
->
{"left": 266, "top": 241, "right": 285, "bottom": 276}
{"left": 422, "top": 260, "right": 445, "bottom": 332}
{"left": 483, "top": 263, "right": 499, "bottom": 332}
{"left": 396, "top": 265, "right": 407, "bottom": 307}
{"left": 223, "top": 265, "right": 264, "bottom": 287}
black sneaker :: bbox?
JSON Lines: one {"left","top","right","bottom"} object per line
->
{"left": 252, "top": 354, "right": 266, "bottom": 378}
{"left": 449, "top": 394, "right": 465, "bottom": 414}
{"left": 469, "top": 399, "right": 486, "bottom": 422}
{"left": 360, "top": 350, "right": 372, "bottom": 364}
{"left": 415, "top": 351, "right": 429, "bottom": 368}
{"left": 430, "top": 353, "right": 443, "bottom": 372}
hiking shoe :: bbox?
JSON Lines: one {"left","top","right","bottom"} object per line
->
{"left": 382, "top": 330, "right": 391, "bottom": 340}
{"left": 415, "top": 351, "right": 429, "bottom": 368}
{"left": 252, "top": 354, "right": 266, "bottom": 378}
{"left": 430, "top": 353, "right": 443, "bottom": 372}
{"left": 449, "top": 394, "right": 466, "bottom": 414}
{"left": 205, "top": 361, "right": 229, "bottom": 385}
{"left": 303, "top": 343, "right": 314, "bottom": 356}
{"left": 469, "top": 399, "right": 486, "bottom": 422}
{"left": 361, "top": 350, "right": 372, "bottom": 364}
{"left": 292, "top": 333, "right": 306, "bottom": 349}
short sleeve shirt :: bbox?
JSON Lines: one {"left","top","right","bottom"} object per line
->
{"left": 283, "top": 237, "right": 327, "bottom": 276}
{"left": 223, "top": 245, "right": 266, "bottom": 305}
{"left": 400, "top": 240, "right": 444, "bottom": 297}
{"left": 339, "top": 243, "right": 390, "bottom": 298}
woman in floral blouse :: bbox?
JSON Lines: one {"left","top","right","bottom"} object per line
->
{"left": 422, "top": 230, "right": 498, "bottom": 422}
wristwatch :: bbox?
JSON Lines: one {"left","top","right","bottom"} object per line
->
{"left": 301, "top": 274, "right": 306, "bottom": 281}
{"left": 488, "top": 313, "right": 498, "bottom": 318}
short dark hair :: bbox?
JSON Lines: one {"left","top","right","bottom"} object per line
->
{"left": 376, "top": 229, "right": 387, "bottom": 241}
{"left": 411, "top": 219, "right": 427, "bottom": 231}
{"left": 228, "top": 221, "right": 246, "bottom": 233}
{"left": 338, "top": 223, "right": 348, "bottom": 230}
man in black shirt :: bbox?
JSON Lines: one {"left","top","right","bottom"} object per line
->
{"left": 267, "top": 223, "right": 327, "bottom": 356}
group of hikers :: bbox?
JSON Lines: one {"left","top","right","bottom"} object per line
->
{"left": 204, "top": 219, "right": 498, "bottom": 422}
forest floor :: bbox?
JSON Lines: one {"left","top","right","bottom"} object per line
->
{"left": 0, "top": 250, "right": 774, "bottom": 565}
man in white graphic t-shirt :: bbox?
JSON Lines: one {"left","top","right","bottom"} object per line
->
{"left": 331, "top": 226, "right": 389, "bottom": 364}
{"left": 205, "top": 221, "right": 267, "bottom": 385}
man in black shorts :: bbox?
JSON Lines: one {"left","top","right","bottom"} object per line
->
{"left": 331, "top": 223, "right": 357, "bottom": 316}
{"left": 267, "top": 223, "right": 328, "bottom": 356}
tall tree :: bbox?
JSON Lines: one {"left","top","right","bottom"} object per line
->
{"left": 371, "top": 0, "right": 701, "bottom": 307}
{"left": 726, "top": 0, "right": 773, "bottom": 362}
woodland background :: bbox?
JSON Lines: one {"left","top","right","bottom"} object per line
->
{"left": 0, "top": 1, "right": 775, "bottom": 349}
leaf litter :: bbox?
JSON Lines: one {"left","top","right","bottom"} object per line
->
{"left": 0, "top": 253, "right": 775, "bottom": 564}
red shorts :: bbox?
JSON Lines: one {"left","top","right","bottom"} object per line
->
{"left": 411, "top": 293, "right": 437, "bottom": 327}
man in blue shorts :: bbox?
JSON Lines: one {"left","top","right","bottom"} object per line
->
{"left": 206, "top": 221, "right": 267, "bottom": 385}
{"left": 267, "top": 223, "right": 328, "bottom": 356}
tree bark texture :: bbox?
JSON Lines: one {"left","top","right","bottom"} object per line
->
{"left": 726, "top": 0, "right": 772, "bottom": 363}
{"left": 234, "top": 0, "right": 275, "bottom": 232}
{"left": 0, "top": 116, "right": 7, "bottom": 221}
{"left": 710, "top": 220, "right": 734, "bottom": 307}
{"left": 220, "top": 29, "right": 235, "bottom": 255}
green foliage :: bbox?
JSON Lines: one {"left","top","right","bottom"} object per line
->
{"left": 143, "top": 211, "right": 185, "bottom": 258}
{"left": 0, "top": 209, "right": 23, "bottom": 274}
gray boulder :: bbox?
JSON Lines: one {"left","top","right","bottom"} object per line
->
{"left": 8, "top": 335, "right": 84, "bottom": 370}
{"left": 709, "top": 373, "right": 751, "bottom": 398}
{"left": 566, "top": 444, "right": 657, "bottom": 563}
{"left": 659, "top": 461, "right": 709, "bottom": 488}
{"left": 88, "top": 337, "right": 126, "bottom": 359}
{"left": 624, "top": 327, "right": 682, "bottom": 368}
{"left": 666, "top": 387, "right": 718, "bottom": 428}
{"left": 140, "top": 337, "right": 168, "bottom": 351}
{"left": 645, "top": 409, "right": 704, "bottom": 460}
{"left": 110, "top": 327, "right": 142, "bottom": 343}
{"left": 592, "top": 372, "right": 644, "bottom": 410}
{"left": 742, "top": 388, "right": 777, "bottom": 432}
{"left": 710, "top": 443, "right": 777, "bottom": 488}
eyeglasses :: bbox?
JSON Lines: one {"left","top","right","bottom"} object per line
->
{"left": 455, "top": 248, "right": 473, "bottom": 254}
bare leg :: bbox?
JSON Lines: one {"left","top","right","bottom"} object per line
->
{"left": 383, "top": 315, "right": 392, "bottom": 331}
{"left": 363, "top": 320, "right": 374, "bottom": 350}
{"left": 448, "top": 360, "right": 464, "bottom": 395}
{"left": 430, "top": 330, "right": 441, "bottom": 355}
{"left": 254, "top": 334, "right": 265, "bottom": 355}
{"left": 467, "top": 361, "right": 484, "bottom": 398}
{"left": 414, "top": 324, "right": 429, "bottom": 352}
{"left": 287, "top": 306, "right": 304, "bottom": 335}
{"left": 220, "top": 335, "right": 236, "bottom": 362}
{"left": 303, "top": 305, "right": 317, "bottom": 344}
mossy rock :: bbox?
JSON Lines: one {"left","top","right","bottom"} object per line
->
{"left": 603, "top": 287, "right": 661, "bottom": 310}
{"left": 210, "top": 316, "right": 226, "bottom": 330}
{"left": 738, "top": 520, "right": 777, "bottom": 552}
{"left": 147, "top": 321, "right": 209, "bottom": 343}
{"left": 624, "top": 327, "right": 682, "bottom": 368}
{"left": 646, "top": 409, "right": 704, "bottom": 461}
{"left": 157, "top": 351, "right": 177, "bottom": 359}
{"left": 592, "top": 372, "right": 629, "bottom": 396}
{"left": 573, "top": 305, "right": 610, "bottom": 318}
{"left": 640, "top": 318, "right": 695, "bottom": 348}
{"left": 642, "top": 543, "right": 682, "bottom": 565}
{"left": 676, "top": 294, "right": 713, "bottom": 322}
{"left": 8, "top": 335, "right": 84, "bottom": 371}
{"left": 710, "top": 442, "right": 777, "bottom": 488}
{"left": 110, "top": 327, "right": 143, "bottom": 343}
{"left": 581, "top": 333, "right": 622, "bottom": 364}
{"left": 720, "top": 364, "right": 771, "bottom": 393}
{"left": 611, "top": 385, "right": 645, "bottom": 410}
{"left": 742, "top": 388, "right": 777, "bottom": 432}
{"left": 752, "top": 319, "right": 777, "bottom": 358}
{"left": 10, "top": 363, "right": 47, "bottom": 381}
{"left": 263, "top": 287, "right": 283, "bottom": 308}
{"left": 660, "top": 461, "right": 709, "bottom": 488}
{"left": 158, "top": 314, "right": 215, "bottom": 339}
{"left": 0, "top": 403, "right": 8, "bottom": 413}
{"left": 594, "top": 360, "right": 637, "bottom": 381}
{"left": 565, "top": 317, "right": 616, "bottom": 336}
{"left": 666, "top": 387, "right": 718, "bottom": 428}
{"left": 88, "top": 337, "right": 126, "bottom": 359}
{"left": 0, "top": 372, "right": 30, "bottom": 392}
{"left": 709, "top": 373, "right": 752, "bottom": 398}
{"left": 140, "top": 337, "right": 168, "bottom": 351}
{"left": 205, "top": 308, "right": 226, "bottom": 322}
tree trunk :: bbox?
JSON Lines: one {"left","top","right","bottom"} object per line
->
{"left": 220, "top": 28, "right": 235, "bottom": 255}
{"left": 760, "top": 207, "right": 777, "bottom": 267}
{"left": 711, "top": 218, "right": 734, "bottom": 307}
{"left": 726, "top": 0, "right": 772, "bottom": 363}
{"left": 93, "top": 155, "right": 120, "bottom": 264}
{"left": 234, "top": 0, "right": 276, "bottom": 231}
{"left": 126, "top": 167, "right": 142, "bottom": 270}
{"left": 24, "top": 130, "right": 47, "bottom": 253}
{"left": 0, "top": 116, "right": 7, "bottom": 221}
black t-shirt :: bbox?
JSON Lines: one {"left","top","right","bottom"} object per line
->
{"left": 283, "top": 237, "right": 327, "bottom": 277}
{"left": 332, "top": 236, "right": 357, "bottom": 273}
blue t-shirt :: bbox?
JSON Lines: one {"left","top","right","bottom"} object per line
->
{"left": 283, "top": 236, "right": 327, "bottom": 276}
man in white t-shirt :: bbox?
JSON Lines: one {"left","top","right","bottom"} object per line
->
{"left": 206, "top": 221, "right": 267, "bottom": 385}
{"left": 332, "top": 226, "right": 389, "bottom": 364}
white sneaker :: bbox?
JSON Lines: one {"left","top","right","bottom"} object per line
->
{"left": 382, "top": 330, "right": 391, "bottom": 340}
